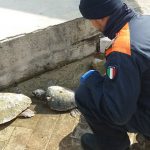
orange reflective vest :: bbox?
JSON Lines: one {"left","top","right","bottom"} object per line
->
{"left": 105, "top": 23, "right": 131, "bottom": 57}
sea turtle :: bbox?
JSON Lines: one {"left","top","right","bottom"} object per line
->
{"left": 0, "top": 93, "right": 35, "bottom": 125}
{"left": 32, "top": 86, "right": 80, "bottom": 117}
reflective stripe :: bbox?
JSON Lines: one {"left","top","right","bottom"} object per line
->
{"left": 105, "top": 23, "right": 131, "bottom": 57}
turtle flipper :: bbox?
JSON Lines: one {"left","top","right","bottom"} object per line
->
{"left": 70, "top": 108, "right": 81, "bottom": 118}
{"left": 19, "top": 109, "right": 35, "bottom": 118}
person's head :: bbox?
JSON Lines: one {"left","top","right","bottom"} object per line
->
{"left": 79, "top": 0, "right": 124, "bottom": 32}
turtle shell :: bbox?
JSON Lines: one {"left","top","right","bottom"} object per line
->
{"left": 46, "top": 86, "right": 76, "bottom": 111}
{"left": 0, "top": 93, "right": 31, "bottom": 124}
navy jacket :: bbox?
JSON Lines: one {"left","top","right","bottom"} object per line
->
{"left": 76, "top": 15, "right": 150, "bottom": 134}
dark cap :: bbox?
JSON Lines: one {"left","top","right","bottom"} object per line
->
{"left": 79, "top": 0, "right": 124, "bottom": 19}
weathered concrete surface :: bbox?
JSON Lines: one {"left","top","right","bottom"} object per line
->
{"left": 0, "top": 0, "right": 81, "bottom": 40}
{"left": 0, "top": 0, "right": 100, "bottom": 89}
{"left": 0, "top": 55, "right": 93, "bottom": 150}
{"left": 0, "top": 18, "right": 100, "bottom": 89}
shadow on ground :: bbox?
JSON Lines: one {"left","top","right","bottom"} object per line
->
{"left": 59, "top": 115, "right": 91, "bottom": 150}
{"left": 59, "top": 114, "right": 150, "bottom": 150}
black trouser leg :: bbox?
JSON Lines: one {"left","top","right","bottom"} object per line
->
{"left": 75, "top": 84, "right": 130, "bottom": 150}
{"left": 86, "top": 119, "right": 130, "bottom": 150}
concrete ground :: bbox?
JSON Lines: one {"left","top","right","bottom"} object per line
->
{"left": 0, "top": 56, "right": 93, "bottom": 150}
{"left": 0, "top": 0, "right": 81, "bottom": 40}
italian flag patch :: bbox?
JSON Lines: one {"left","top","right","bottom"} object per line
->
{"left": 107, "top": 66, "right": 117, "bottom": 80}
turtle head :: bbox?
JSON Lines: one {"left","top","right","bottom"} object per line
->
{"left": 32, "top": 89, "right": 46, "bottom": 100}
{"left": 46, "top": 96, "right": 52, "bottom": 101}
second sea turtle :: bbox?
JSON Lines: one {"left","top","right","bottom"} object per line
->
{"left": 32, "top": 86, "right": 80, "bottom": 117}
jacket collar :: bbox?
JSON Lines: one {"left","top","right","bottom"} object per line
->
{"left": 103, "top": 3, "right": 136, "bottom": 40}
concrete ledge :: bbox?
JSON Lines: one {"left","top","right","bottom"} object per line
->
{"left": 0, "top": 18, "right": 100, "bottom": 89}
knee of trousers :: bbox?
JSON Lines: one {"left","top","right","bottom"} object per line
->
{"left": 75, "top": 83, "right": 90, "bottom": 108}
{"left": 75, "top": 84, "right": 95, "bottom": 117}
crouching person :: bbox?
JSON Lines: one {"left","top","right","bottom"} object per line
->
{"left": 75, "top": 0, "right": 150, "bottom": 150}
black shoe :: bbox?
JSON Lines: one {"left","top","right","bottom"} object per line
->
{"left": 81, "top": 133, "right": 130, "bottom": 150}
{"left": 81, "top": 133, "right": 100, "bottom": 150}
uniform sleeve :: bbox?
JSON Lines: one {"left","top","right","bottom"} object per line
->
{"left": 84, "top": 52, "right": 141, "bottom": 125}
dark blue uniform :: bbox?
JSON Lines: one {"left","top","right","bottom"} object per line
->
{"left": 75, "top": 14, "right": 150, "bottom": 150}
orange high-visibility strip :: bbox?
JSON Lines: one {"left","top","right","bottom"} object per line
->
{"left": 105, "top": 23, "right": 131, "bottom": 57}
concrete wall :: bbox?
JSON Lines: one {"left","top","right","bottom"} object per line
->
{"left": 0, "top": 18, "right": 100, "bottom": 89}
